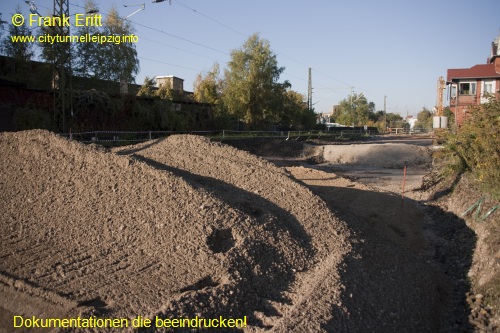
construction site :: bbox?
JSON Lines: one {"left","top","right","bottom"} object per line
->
{"left": 1, "top": 1, "right": 500, "bottom": 332}
{"left": 0, "top": 129, "right": 498, "bottom": 332}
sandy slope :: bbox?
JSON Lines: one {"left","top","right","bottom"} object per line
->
{"left": 1, "top": 130, "right": 453, "bottom": 332}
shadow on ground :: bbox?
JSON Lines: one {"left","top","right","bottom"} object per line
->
{"left": 297, "top": 179, "right": 477, "bottom": 332}
{"left": 129, "top": 153, "right": 315, "bottom": 332}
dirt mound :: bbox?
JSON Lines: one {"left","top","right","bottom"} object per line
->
{"left": 322, "top": 143, "right": 431, "bottom": 168}
{"left": 0, "top": 130, "right": 352, "bottom": 332}
{"left": 113, "top": 135, "right": 353, "bottom": 327}
{"left": 220, "top": 137, "right": 310, "bottom": 158}
{"left": 115, "top": 135, "right": 450, "bottom": 332}
{"left": 1, "top": 131, "right": 455, "bottom": 332}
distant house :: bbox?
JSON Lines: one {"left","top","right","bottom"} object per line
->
{"left": 155, "top": 75, "right": 184, "bottom": 93}
{"left": 447, "top": 32, "right": 500, "bottom": 125}
{"left": 316, "top": 112, "right": 331, "bottom": 124}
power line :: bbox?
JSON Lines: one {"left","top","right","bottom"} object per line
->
{"left": 139, "top": 36, "right": 220, "bottom": 62}
{"left": 130, "top": 19, "right": 230, "bottom": 56}
{"left": 138, "top": 56, "right": 207, "bottom": 73}
{"left": 173, "top": 0, "right": 248, "bottom": 38}
{"left": 167, "top": 1, "right": 356, "bottom": 97}
{"left": 68, "top": 2, "right": 230, "bottom": 56}
{"left": 40, "top": 1, "right": 355, "bottom": 108}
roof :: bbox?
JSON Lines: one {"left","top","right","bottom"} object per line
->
{"left": 447, "top": 64, "right": 500, "bottom": 81}
{"left": 155, "top": 75, "right": 184, "bottom": 81}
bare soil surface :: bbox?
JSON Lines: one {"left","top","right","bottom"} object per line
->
{"left": 0, "top": 131, "right": 488, "bottom": 332}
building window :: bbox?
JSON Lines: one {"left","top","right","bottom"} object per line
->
{"left": 450, "top": 85, "right": 457, "bottom": 98}
{"left": 481, "top": 80, "right": 495, "bottom": 103}
{"left": 483, "top": 81, "right": 493, "bottom": 94}
{"left": 459, "top": 82, "right": 476, "bottom": 95}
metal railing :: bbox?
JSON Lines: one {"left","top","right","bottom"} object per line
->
{"left": 61, "top": 129, "right": 380, "bottom": 144}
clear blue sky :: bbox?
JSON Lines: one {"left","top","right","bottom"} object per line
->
{"left": 1, "top": 0, "right": 500, "bottom": 117}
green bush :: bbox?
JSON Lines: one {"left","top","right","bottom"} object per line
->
{"left": 444, "top": 98, "right": 500, "bottom": 198}
{"left": 13, "top": 108, "right": 52, "bottom": 130}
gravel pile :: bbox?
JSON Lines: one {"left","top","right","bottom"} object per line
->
{"left": 0, "top": 130, "right": 452, "bottom": 332}
{"left": 0, "top": 130, "right": 351, "bottom": 332}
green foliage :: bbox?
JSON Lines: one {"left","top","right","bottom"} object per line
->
{"left": 98, "top": 6, "right": 139, "bottom": 83}
{"left": 332, "top": 93, "right": 371, "bottom": 126}
{"left": 36, "top": 2, "right": 139, "bottom": 85}
{"left": 156, "top": 83, "right": 181, "bottom": 101}
{"left": 222, "top": 33, "right": 288, "bottom": 129}
{"left": 73, "top": 0, "right": 100, "bottom": 78}
{"left": 71, "top": 89, "right": 115, "bottom": 131}
{"left": 300, "top": 108, "right": 317, "bottom": 130}
{"left": 193, "top": 62, "right": 222, "bottom": 105}
{"left": 444, "top": 98, "right": 500, "bottom": 198}
{"left": 415, "top": 107, "right": 433, "bottom": 129}
{"left": 386, "top": 112, "right": 404, "bottom": 125}
{"left": 137, "top": 76, "right": 156, "bottom": 98}
{"left": 68, "top": 89, "right": 209, "bottom": 131}
{"left": 1, "top": 6, "right": 35, "bottom": 81}
{"left": 367, "top": 111, "right": 404, "bottom": 131}
{"left": 0, "top": 13, "right": 4, "bottom": 37}
{"left": 38, "top": 24, "right": 57, "bottom": 64}
{"left": 443, "top": 106, "right": 456, "bottom": 132}
{"left": 13, "top": 108, "right": 52, "bottom": 130}
{"left": 281, "top": 90, "right": 307, "bottom": 129}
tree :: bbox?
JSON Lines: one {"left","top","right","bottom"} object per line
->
{"left": 416, "top": 107, "right": 433, "bottom": 129}
{"left": 1, "top": 6, "right": 35, "bottom": 81}
{"left": 386, "top": 112, "right": 403, "bottom": 126}
{"left": 137, "top": 76, "right": 156, "bottom": 98}
{"left": 73, "top": 0, "right": 100, "bottom": 77}
{"left": 155, "top": 82, "right": 181, "bottom": 101}
{"left": 38, "top": 24, "right": 57, "bottom": 64}
{"left": 0, "top": 13, "right": 5, "bottom": 43}
{"left": 193, "top": 62, "right": 222, "bottom": 105}
{"left": 96, "top": 5, "right": 139, "bottom": 84}
{"left": 279, "top": 89, "right": 318, "bottom": 129}
{"left": 333, "top": 93, "right": 371, "bottom": 126}
{"left": 222, "top": 33, "right": 288, "bottom": 129}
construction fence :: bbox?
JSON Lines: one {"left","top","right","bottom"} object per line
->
{"left": 61, "top": 128, "right": 383, "bottom": 145}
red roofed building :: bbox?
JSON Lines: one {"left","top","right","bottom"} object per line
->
{"left": 447, "top": 33, "right": 500, "bottom": 125}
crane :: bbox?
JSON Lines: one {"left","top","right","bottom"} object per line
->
{"left": 436, "top": 76, "right": 446, "bottom": 117}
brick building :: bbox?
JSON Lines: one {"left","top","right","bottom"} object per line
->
{"left": 446, "top": 33, "right": 500, "bottom": 125}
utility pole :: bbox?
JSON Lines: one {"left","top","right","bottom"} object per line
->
{"left": 384, "top": 95, "right": 387, "bottom": 133}
{"left": 350, "top": 87, "right": 354, "bottom": 107}
{"left": 52, "top": 0, "right": 71, "bottom": 133}
{"left": 308, "top": 68, "right": 312, "bottom": 111}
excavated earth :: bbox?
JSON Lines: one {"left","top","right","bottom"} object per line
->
{"left": 0, "top": 130, "right": 475, "bottom": 332}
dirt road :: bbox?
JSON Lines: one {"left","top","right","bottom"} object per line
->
{"left": 258, "top": 136, "right": 477, "bottom": 332}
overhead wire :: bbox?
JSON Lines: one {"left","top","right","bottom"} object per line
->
{"left": 173, "top": 0, "right": 248, "bottom": 38}
{"left": 138, "top": 36, "right": 221, "bottom": 62}
{"left": 36, "top": 0, "right": 357, "bottom": 108}
{"left": 70, "top": 0, "right": 351, "bottom": 91}
{"left": 65, "top": 1, "right": 229, "bottom": 78}
{"left": 129, "top": 19, "right": 230, "bottom": 56}
{"left": 138, "top": 56, "right": 206, "bottom": 73}
{"left": 68, "top": 1, "right": 229, "bottom": 56}
{"left": 169, "top": 0, "right": 355, "bottom": 97}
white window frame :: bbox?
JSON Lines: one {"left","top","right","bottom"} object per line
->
{"left": 481, "top": 80, "right": 496, "bottom": 103}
